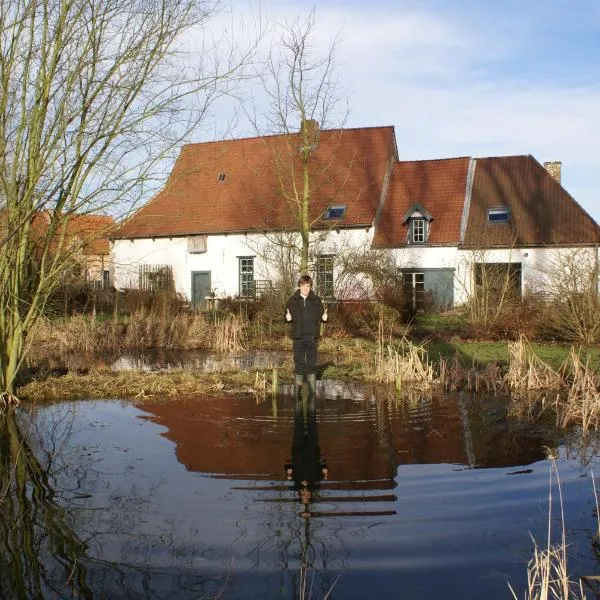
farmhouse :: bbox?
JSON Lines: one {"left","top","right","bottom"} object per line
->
{"left": 111, "top": 125, "right": 599, "bottom": 309}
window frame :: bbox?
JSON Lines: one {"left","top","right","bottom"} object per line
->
{"left": 409, "top": 218, "right": 427, "bottom": 244}
{"left": 323, "top": 205, "right": 346, "bottom": 220}
{"left": 316, "top": 255, "right": 335, "bottom": 299}
{"left": 238, "top": 256, "right": 255, "bottom": 298}
{"left": 487, "top": 206, "right": 510, "bottom": 223}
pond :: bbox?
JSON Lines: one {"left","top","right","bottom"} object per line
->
{"left": 2, "top": 383, "right": 600, "bottom": 599}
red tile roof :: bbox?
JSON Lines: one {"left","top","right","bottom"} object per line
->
{"left": 373, "top": 154, "right": 599, "bottom": 248}
{"left": 373, "top": 157, "right": 471, "bottom": 247}
{"left": 463, "top": 155, "right": 600, "bottom": 247}
{"left": 112, "top": 126, "right": 397, "bottom": 239}
{"left": 66, "top": 214, "right": 115, "bottom": 255}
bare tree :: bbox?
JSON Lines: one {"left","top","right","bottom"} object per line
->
{"left": 249, "top": 9, "right": 346, "bottom": 274}
{"left": 0, "top": 0, "right": 251, "bottom": 404}
{"left": 531, "top": 247, "right": 600, "bottom": 344}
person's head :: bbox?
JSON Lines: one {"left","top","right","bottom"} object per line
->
{"left": 298, "top": 481, "right": 312, "bottom": 505}
{"left": 297, "top": 274, "right": 312, "bottom": 296}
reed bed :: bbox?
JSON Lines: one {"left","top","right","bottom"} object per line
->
{"left": 506, "top": 336, "right": 564, "bottom": 392}
{"left": 211, "top": 314, "right": 247, "bottom": 353}
{"left": 17, "top": 370, "right": 229, "bottom": 401}
{"left": 439, "top": 353, "right": 504, "bottom": 393}
{"left": 370, "top": 340, "right": 437, "bottom": 390}
{"left": 555, "top": 349, "right": 600, "bottom": 431}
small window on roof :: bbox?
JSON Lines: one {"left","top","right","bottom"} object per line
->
{"left": 217, "top": 172, "right": 226, "bottom": 182}
{"left": 488, "top": 207, "right": 510, "bottom": 223}
{"left": 324, "top": 205, "right": 346, "bottom": 220}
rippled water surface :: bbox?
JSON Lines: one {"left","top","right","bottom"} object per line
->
{"left": 2, "top": 383, "right": 600, "bottom": 599}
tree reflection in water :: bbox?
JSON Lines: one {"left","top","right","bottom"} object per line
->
{"left": 0, "top": 405, "right": 221, "bottom": 600}
{"left": 0, "top": 407, "right": 92, "bottom": 599}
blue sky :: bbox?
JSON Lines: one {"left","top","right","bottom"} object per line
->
{"left": 202, "top": 0, "right": 599, "bottom": 222}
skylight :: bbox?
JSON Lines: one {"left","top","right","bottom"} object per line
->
{"left": 324, "top": 205, "right": 346, "bottom": 220}
{"left": 488, "top": 207, "right": 509, "bottom": 223}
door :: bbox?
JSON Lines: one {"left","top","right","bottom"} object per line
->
{"left": 191, "top": 271, "right": 211, "bottom": 310}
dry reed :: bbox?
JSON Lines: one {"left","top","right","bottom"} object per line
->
{"left": 509, "top": 459, "right": 586, "bottom": 600}
{"left": 555, "top": 348, "right": 600, "bottom": 431}
{"left": 370, "top": 340, "right": 436, "bottom": 390}
{"left": 212, "top": 314, "right": 247, "bottom": 353}
{"left": 17, "top": 370, "right": 228, "bottom": 401}
{"left": 506, "top": 336, "right": 563, "bottom": 392}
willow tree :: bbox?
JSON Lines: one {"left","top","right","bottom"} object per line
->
{"left": 0, "top": 0, "right": 248, "bottom": 405}
{"left": 254, "top": 10, "right": 345, "bottom": 275}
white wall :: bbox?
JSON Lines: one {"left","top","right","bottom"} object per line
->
{"left": 390, "top": 245, "right": 599, "bottom": 306}
{"left": 112, "top": 235, "right": 599, "bottom": 305}
{"left": 111, "top": 227, "right": 375, "bottom": 300}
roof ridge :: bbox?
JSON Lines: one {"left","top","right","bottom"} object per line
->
{"left": 184, "top": 125, "right": 396, "bottom": 149}
{"left": 396, "top": 156, "right": 472, "bottom": 165}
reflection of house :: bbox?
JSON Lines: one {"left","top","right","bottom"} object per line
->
{"left": 110, "top": 123, "right": 599, "bottom": 309}
{"left": 138, "top": 392, "right": 551, "bottom": 486}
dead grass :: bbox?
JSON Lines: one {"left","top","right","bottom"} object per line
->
{"left": 506, "top": 336, "right": 564, "bottom": 392}
{"left": 212, "top": 314, "right": 247, "bottom": 353}
{"left": 555, "top": 349, "right": 600, "bottom": 431}
{"left": 16, "top": 370, "right": 253, "bottom": 401}
{"left": 509, "top": 459, "right": 587, "bottom": 600}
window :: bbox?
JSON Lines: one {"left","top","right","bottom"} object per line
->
{"left": 324, "top": 205, "right": 346, "bottom": 220}
{"left": 400, "top": 270, "right": 425, "bottom": 309}
{"left": 410, "top": 218, "right": 426, "bottom": 243}
{"left": 488, "top": 207, "right": 510, "bottom": 223}
{"left": 188, "top": 235, "right": 207, "bottom": 254}
{"left": 474, "top": 262, "right": 522, "bottom": 301}
{"left": 239, "top": 257, "right": 254, "bottom": 297}
{"left": 316, "top": 255, "right": 334, "bottom": 298}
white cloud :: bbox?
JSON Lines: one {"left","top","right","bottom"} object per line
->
{"left": 200, "top": 0, "right": 600, "bottom": 221}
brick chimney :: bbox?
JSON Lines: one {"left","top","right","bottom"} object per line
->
{"left": 543, "top": 161, "right": 562, "bottom": 184}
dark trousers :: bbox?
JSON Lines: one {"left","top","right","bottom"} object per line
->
{"left": 293, "top": 336, "right": 318, "bottom": 375}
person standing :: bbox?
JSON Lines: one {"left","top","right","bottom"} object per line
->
{"left": 285, "top": 275, "right": 328, "bottom": 391}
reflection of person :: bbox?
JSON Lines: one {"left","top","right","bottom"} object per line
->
{"left": 285, "top": 275, "right": 327, "bottom": 391}
{"left": 285, "top": 395, "right": 328, "bottom": 518}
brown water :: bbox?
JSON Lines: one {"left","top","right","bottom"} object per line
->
{"left": 2, "top": 384, "right": 600, "bottom": 599}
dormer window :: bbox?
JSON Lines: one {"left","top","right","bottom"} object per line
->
{"left": 324, "top": 205, "right": 346, "bottom": 220}
{"left": 411, "top": 218, "right": 426, "bottom": 243}
{"left": 488, "top": 206, "right": 509, "bottom": 223}
{"left": 402, "top": 203, "right": 432, "bottom": 245}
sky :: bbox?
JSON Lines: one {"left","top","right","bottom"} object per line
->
{"left": 196, "top": 0, "right": 600, "bottom": 223}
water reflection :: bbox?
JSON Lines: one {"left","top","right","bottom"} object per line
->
{"left": 285, "top": 389, "right": 329, "bottom": 517}
{"left": 1, "top": 385, "right": 588, "bottom": 600}
{"left": 0, "top": 409, "right": 92, "bottom": 599}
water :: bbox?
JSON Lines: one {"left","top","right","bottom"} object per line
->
{"left": 2, "top": 384, "right": 600, "bottom": 599}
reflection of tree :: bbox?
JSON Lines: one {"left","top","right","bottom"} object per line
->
{"left": 0, "top": 409, "right": 92, "bottom": 599}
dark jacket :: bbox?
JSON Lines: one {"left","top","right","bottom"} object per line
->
{"left": 285, "top": 289, "right": 325, "bottom": 339}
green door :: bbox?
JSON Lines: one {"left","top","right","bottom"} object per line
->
{"left": 191, "top": 271, "right": 211, "bottom": 310}
{"left": 423, "top": 269, "right": 454, "bottom": 311}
